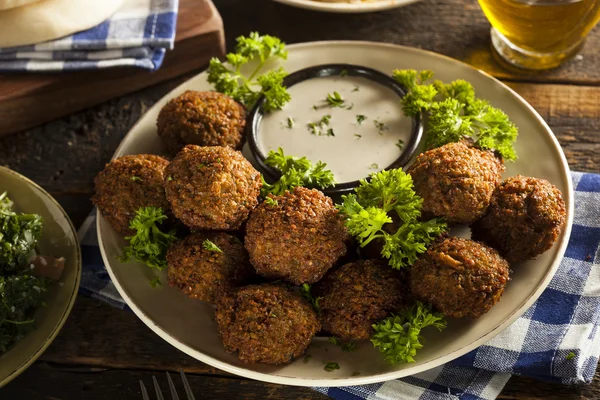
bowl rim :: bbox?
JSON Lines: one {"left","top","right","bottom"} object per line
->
{"left": 245, "top": 62, "right": 423, "bottom": 196}
{"left": 0, "top": 165, "right": 82, "bottom": 389}
{"left": 99, "top": 40, "right": 575, "bottom": 388}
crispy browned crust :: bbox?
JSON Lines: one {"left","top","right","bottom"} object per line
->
{"left": 157, "top": 90, "right": 246, "bottom": 155}
{"left": 214, "top": 283, "right": 320, "bottom": 365}
{"left": 315, "top": 260, "right": 409, "bottom": 340}
{"left": 407, "top": 141, "right": 505, "bottom": 224}
{"left": 166, "top": 232, "right": 255, "bottom": 304}
{"left": 410, "top": 237, "right": 510, "bottom": 319}
{"left": 244, "top": 187, "right": 350, "bottom": 285}
{"left": 164, "top": 145, "right": 261, "bottom": 231}
{"left": 471, "top": 175, "right": 566, "bottom": 263}
{"left": 92, "top": 154, "right": 170, "bottom": 236}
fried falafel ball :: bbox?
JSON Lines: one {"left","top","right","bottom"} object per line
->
{"left": 92, "top": 154, "right": 170, "bottom": 236}
{"left": 406, "top": 141, "right": 505, "bottom": 224}
{"left": 471, "top": 175, "right": 566, "bottom": 263}
{"left": 157, "top": 90, "right": 246, "bottom": 155}
{"left": 410, "top": 237, "right": 509, "bottom": 319}
{"left": 215, "top": 283, "right": 320, "bottom": 365}
{"left": 164, "top": 145, "right": 262, "bottom": 231}
{"left": 166, "top": 232, "right": 255, "bottom": 304}
{"left": 245, "top": 187, "right": 350, "bottom": 285}
{"left": 314, "top": 260, "right": 408, "bottom": 340}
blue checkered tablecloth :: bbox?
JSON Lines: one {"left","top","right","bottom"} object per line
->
{"left": 0, "top": 0, "right": 178, "bottom": 71}
{"left": 77, "top": 171, "right": 600, "bottom": 400}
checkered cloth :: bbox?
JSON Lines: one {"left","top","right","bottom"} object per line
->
{"left": 0, "top": 0, "right": 178, "bottom": 72}
{"left": 77, "top": 171, "right": 600, "bottom": 400}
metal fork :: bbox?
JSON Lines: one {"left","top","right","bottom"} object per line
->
{"left": 140, "top": 369, "right": 196, "bottom": 400}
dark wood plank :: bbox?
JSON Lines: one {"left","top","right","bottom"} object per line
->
{"left": 2, "top": 363, "right": 329, "bottom": 400}
{"left": 215, "top": 0, "right": 600, "bottom": 85}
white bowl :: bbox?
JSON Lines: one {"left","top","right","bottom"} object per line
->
{"left": 271, "top": 0, "right": 422, "bottom": 14}
{"left": 97, "top": 41, "right": 574, "bottom": 387}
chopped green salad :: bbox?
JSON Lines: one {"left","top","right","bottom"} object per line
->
{"left": 0, "top": 192, "right": 48, "bottom": 353}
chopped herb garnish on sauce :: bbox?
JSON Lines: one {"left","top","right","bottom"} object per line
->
{"left": 370, "top": 163, "right": 379, "bottom": 170}
{"left": 304, "top": 354, "right": 312, "bottom": 363}
{"left": 396, "top": 139, "right": 405, "bottom": 151}
{"left": 323, "top": 361, "right": 340, "bottom": 372}
{"left": 352, "top": 371, "right": 361, "bottom": 376}
{"left": 326, "top": 128, "right": 335, "bottom": 137}
{"left": 286, "top": 117, "right": 295, "bottom": 128}
{"left": 307, "top": 115, "right": 332, "bottom": 136}
{"left": 354, "top": 134, "right": 362, "bottom": 139}
{"left": 202, "top": 239, "right": 223, "bottom": 253}
{"left": 149, "top": 276, "right": 162, "bottom": 288}
{"left": 374, "top": 120, "right": 388, "bottom": 134}
{"left": 342, "top": 342, "right": 357, "bottom": 352}
{"left": 329, "top": 337, "right": 341, "bottom": 346}
{"left": 352, "top": 85, "right": 359, "bottom": 92}
{"left": 326, "top": 91, "right": 345, "bottom": 108}
{"left": 356, "top": 115, "right": 367, "bottom": 125}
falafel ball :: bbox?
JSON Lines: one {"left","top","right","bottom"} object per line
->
{"left": 215, "top": 283, "right": 320, "bottom": 364}
{"left": 166, "top": 232, "right": 255, "bottom": 304}
{"left": 157, "top": 90, "right": 246, "bottom": 155}
{"left": 245, "top": 187, "right": 350, "bottom": 285}
{"left": 314, "top": 260, "right": 408, "bottom": 340}
{"left": 471, "top": 175, "right": 566, "bottom": 263}
{"left": 406, "top": 141, "right": 505, "bottom": 224}
{"left": 92, "top": 154, "right": 170, "bottom": 236}
{"left": 410, "top": 237, "right": 509, "bottom": 319}
{"left": 164, "top": 145, "right": 262, "bottom": 231}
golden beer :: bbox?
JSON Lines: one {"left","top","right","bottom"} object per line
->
{"left": 477, "top": 0, "right": 600, "bottom": 69}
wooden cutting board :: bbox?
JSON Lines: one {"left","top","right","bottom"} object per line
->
{"left": 0, "top": 0, "right": 225, "bottom": 137}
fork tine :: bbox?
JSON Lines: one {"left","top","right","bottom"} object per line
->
{"left": 140, "top": 380, "right": 150, "bottom": 400}
{"left": 180, "top": 369, "right": 196, "bottom": 400}
{"left": 166, "top": 371, "right": 180, "bottom": 400}
{"left": 152, "top": 375, "right": 165, "bottom": 400}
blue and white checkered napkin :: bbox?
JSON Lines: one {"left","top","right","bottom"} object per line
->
{"left": 77, "top": 171, "right": 600, "bottom": 400}
{"left": 0, "top": 0, "right": 178, "bottom": 72}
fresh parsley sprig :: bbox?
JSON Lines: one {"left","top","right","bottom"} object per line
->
{"left": 120, "top": 207, "right": 177, "bottom": 270}
{"left": 392, "top": 69, "right": 518, "bottom": 160}
{"left": 260, "top": 147, "right": 336, "bottom": 197}
{"left": 202, "top": 239, "right": 223, "bottom": 253}
{"left": 300, "top": 283, "right": 323, "bottom": 317}
{"left": 371, "top": 301, "right": 446, "bottom": 365}
{"left": 207, "top": 32, "right": 291, "bottom": 112}
{"left": 337, "top": 169, "right": 447, "bottom": 269}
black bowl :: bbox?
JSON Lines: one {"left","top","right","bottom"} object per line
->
{"left": 245, "top": 63, "right": 423, "bottom": 197}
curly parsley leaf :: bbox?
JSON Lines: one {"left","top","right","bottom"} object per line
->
{"left": 371, "top": 301, "right": 446, "bottom": 365}
{"left": 120, "top": 207, "right": 177, "bottom": 271}
{"left": 0, "top": 194, "right": 43, "bottom": 273}
{"left": 337, "top": 169, "right": 447, "bottom": 269}
{"left": 202, "top": 239, "right": 223, "bottom": 253}
{"left": 207, "top": 32, "right": 290, "bottom": 112}
{"left": 260, "top": 147, "right": 336, "bottom": 197}
{"left": 323, "top": 361, "right": 340, "bottom": 372}
{"left": 392, "top": 69, "right": 518, "bottom": 160}
{"left": 300, "top": 283, "right": 323, "bottom": 317}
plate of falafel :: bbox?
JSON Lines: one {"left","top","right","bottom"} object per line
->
{"left": 92, "top": 35, "right": 573, "bottom": 387}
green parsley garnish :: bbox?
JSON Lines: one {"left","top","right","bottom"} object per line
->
{"left": 207, "top": 32, "right": 290, "bottom": 112}
{"left": 120, "top": 207, "right": 177, "bottom": 270}
{"left": 371, "top": 301, "right": 446, "bottom": 365}
{"left": 337, "top": 169, "right": 447, "bottom": 269}
{"left": 566, "top": 352, "right": 576, "bottom": 360}
{"left": 149, "top": 276, "right": 162, "bottom": 288}
{"left": 354, "top": 134, "right": 362, "bottom": 139}
{"left": 342, "top": 342, "right": 357, "bottom": 352}
{"left": 300, "top": 283, "right": 323, "bottom": 317}
{"left": 130, "top": 176, "right": 142, "bottom": 182}
{"left": 166, "top": 176, "right": 173, "bottom": 181}
{"left": 370, "top": 163, "right": 379, "bottom": 170}
{"left": 392, "top": 69, "right": 518, "bottom": 160}
{"left": 346, "top": 103, "right": 354, "bottom": 110}
{"left": 202, "top": 239, "right": 223, "bottom": 253}
{"left": 323, "top": 361, "right": 340, "bottom": 372}
{"left": 286, "top": 117, "right": 294, "bottom": 128}
{"left": 328, "top": 337, "right": 341, "bottom": 346}
{"left": 264, "top": 197, "right": 278, "bottom": 206}
{"left": 307, "top": 115, "right": 332, "bottom": 136}
{"left": 260, "top": 148, "right": 336, "bottom": 197}
{"left": 326, "top": 128, "right": 335, "bottom": 137}
{"left": 374, "top": 119, "right": 388, "bottom": 134}
{"left": 352, "top": 371, "right": 361, "bottom": 376}
{"left": 352, "top": 85, "right": 359, "bottom": 92}
{"left": 396, "top": 139, "right": 405, "bottom": 151}
{"left": 270, "top": 313, "right": 277, "bottom": 318}
{"left": 356, "top": 115, "right": 367, "bottom": 125}
{"left": 326, "top": 91, "right": 345, "bottom": 108}
{"left": 304, "top": 354, "right": 312, "bottom": 363}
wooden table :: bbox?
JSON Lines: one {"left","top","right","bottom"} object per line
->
{"left": 1, "top": 0, "right": 599, "bottom": 398}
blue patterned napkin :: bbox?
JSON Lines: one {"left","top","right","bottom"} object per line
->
{"left": 77, "top": 171, "right": 600, "bottom": 400}
{"left": 0, "top": 0, "right": 179, "bottom": 72}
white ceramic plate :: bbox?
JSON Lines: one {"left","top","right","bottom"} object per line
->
{"left": 97, "top": 41, "right": 574, "bottom": 387}
{"left": 271, "top": 0, "right": 421, "bottom": 13}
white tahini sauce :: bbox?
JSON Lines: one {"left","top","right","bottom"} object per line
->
{"left": 257, "top": 75, "right": 414, "bottom": 183}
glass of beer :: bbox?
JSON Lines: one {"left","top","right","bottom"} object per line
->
{"left": 477, "top": 0, "right": 600, "bottom": 70}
